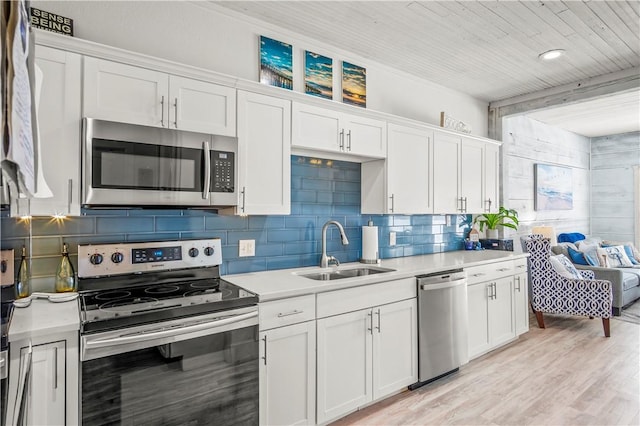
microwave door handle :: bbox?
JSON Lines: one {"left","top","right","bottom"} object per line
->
{"left": 202, "top": 141, "right": 211, "bottom": 200}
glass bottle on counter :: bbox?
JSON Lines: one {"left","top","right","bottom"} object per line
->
{"left": 15, "top": 246, "right": 31, "bottom": 299}
{"left": 55, "top": 242, "right": 76, "bottom": 293}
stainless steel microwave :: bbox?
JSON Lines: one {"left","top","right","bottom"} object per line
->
{"left": 82, "top": 118, "right": 237, "bottom": 208}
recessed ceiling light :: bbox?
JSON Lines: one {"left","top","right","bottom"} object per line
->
{"left": 538, "top": 49, "right": 565, "bottom": 61}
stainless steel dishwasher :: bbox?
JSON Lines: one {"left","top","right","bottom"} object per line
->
{"left": 411, "top": 269, "right": 469, "bottom": 389}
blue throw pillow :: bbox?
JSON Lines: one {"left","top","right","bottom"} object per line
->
{"left": 567, "top": 246, "right": 589, "bottom": 265}
{"left": 623, "top": 245, "right": 639, "bottom": 265}
{"left": 557, "top": 232, "right": 586, "bottom": 244}
{"left": 568, "top": 246, "right": 599, "bottom": 266}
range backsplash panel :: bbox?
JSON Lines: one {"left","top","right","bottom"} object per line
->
{"left": 1, "top": 156, "right": 471, "bottom": 279}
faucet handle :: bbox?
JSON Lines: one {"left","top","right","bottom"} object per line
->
{"left": 327, "top": 256, "right": 340, "bottom": 267}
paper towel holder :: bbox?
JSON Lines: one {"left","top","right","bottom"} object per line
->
{"left": 360, "top": 220, "right": 380, "bottom": 264}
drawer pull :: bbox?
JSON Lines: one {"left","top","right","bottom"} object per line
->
{"left": 516, "top": 265, "right": 526, "bottom": 269}
{"left": 472, "top": 273, "right": 486, "bottom": 277}
{"left": 497, "top": 268, "right": 510, "bottom": 272}
{"left": 277, "top": 310, "right": 303, "bottom": 318}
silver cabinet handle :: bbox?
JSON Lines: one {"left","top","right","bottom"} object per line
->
{"left": 389, "top": 194, "right": 395, "bottom": 213}
{"left": 487, "top": 283, "right": 492, "bottom": 299}
{"left": 458, "top": 197, "right": 465, "bottom": 212}
{"left": 262, "top": 335, "right": 267, "bottom": 365}
{"left": 367, "top": 311, "right": 373, "bottom": 334}
{"left": 67, "top": 179, "right": 73, "bottom": 215}
{"left": 485, "top": 198, "right": 492, "bottom": 212}
{"left": 497, "top": 268, "right": 510, "bottom": 272}
{"left": 339, "top": 129, "right": 345, "bottom": 151}
{"left": 463, "top": 196, "right": 468, "bottom": 212}
{"left": 493, "top": 282, "right": 498, "bottom": 299}
{"left": 346, "top": 130, "right": 352, "bottom": 151}
{"left": 53, "top": 346, "right": 58, "bottom": 389}
{"left": 173, "top": 98, "right": 178, "bottom": 128}
{"left": 473, "top": 272, "right": 486, "bottom": 277}
{"left": 202, "top": 141, "right": 211, "bottom": 200}
{"left": 516, "top": 264, "right": 526, "bottom": 269}
{"left": 277, "top": 310, "right": 303, "bottom": 318}
{"left": 160, "top": 95, "right": 165, "bottom": 127}
{"left": 241, "top": 187, "right": 246, "bottom": 213}
{"left": 515, "top": 276, "right": 521, "bottom": 292}
{"left": 375, "top": 309, "right": 381, "bottom": 333}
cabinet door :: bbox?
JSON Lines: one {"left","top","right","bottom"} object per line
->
{"left": 514, "top": 272, "right": 530, "bottom": 335}
{"left": 484, "top": 143, "right": 500, "bottom": 213}
{"left": 343, "top": 114, "right": 386, "bottom": 158}
{"left": 28, "top": 341, "right": 66, "bottom": 426}
{"left": 432, "top": 131, "right": 461, "bottom": 213}
{"left": 467, "top": 282, "right": 491, "bottom": 359}
{"left": 291, "top": 102, "right": 341, "bottom": 152}
{"left": 372, "top": 299, "right": 418, "bottom": 400}
{"left": 489, "top": 276, "right": 516, "bottom": 346}
{"left": 317, "top": 309, "right": 372, "bottom": 424}
{"left": 460, "top": 138, "right": 484, "bottom": 213}
{"left": 260, "top": 322, "right": 316, "bottom": 426}
{"left": 19, "top": 46, "right": 81, "bottom": 217}
{"left": 83, "top": 57, "right": 168, "bottom": 127}
{"left": 237, "top": 91, "right": 291, "bottom": 215}
{"left": 168, "top": 76, "right": 236, "bottom": 136}
{"left": 386, "top": 124, "right": 432, "bottom": 214}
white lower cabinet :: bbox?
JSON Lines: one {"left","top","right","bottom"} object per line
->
{"left": 466, "top": 260, "right": 517, "bottom": 359}
{"left": 316, "top": 298, "right": 417, "bottom": 424}
{"left": 259, "top": 321, "right": 316, "bottom": 426}
{"left": 6, "top": 332, "right": 78, "bottom": 426}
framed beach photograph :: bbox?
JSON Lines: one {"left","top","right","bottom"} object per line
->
{"left": 342, "top": 61, "right": 366, "bottom": 107}
{"left": 304, "top": 51, "right": 333, "bottom": 100}
{"left": 259, "top": 35, "right": 292, "bottom": 90}
{"left": 534, "top": 164, "right": 573, "bottom": 210}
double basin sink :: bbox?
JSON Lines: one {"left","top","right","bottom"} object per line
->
{"left": 300, "top": 266, "right": 396, "bottom": 281}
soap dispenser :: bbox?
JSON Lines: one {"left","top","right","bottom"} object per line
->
{"left": 55, "top": 242, "right": 76, "bottom": 293}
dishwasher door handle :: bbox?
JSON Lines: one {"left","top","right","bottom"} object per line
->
{"left": 419, "top": 278, "right": 467, "bottom": 291}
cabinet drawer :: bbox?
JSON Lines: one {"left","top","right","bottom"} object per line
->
{"left": 259, "top": 295, "right": 316, "bottom": 330}
{"left": 317, "top": 278, "right": 416, "bottom": 318}
{"left": 514, "top": 257, "right": 528, "bottom": 272}
{"left": 466, "top": 260, "right": 515, "bottom": 284}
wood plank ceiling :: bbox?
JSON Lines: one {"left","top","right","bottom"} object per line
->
{"left": 214, "top": 1, "right": 639, "bottom": 103}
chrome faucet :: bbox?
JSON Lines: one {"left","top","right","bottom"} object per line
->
{"left": 320, "top": 220, "right": 349, "bottom": 268}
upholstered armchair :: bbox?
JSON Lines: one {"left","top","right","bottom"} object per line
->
{"left": 523, "top": 234, "right": 613, "bottom": 337}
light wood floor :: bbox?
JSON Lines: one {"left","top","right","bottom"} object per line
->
{"left": 332, "top": 312, "right": 640, "bottom": 426}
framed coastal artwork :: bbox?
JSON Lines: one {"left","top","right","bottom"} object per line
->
{"left": 304, "top": 51, "right": 333, "bottom": 100}
{"left": 342, "top": 61, "right": 366, "bottom": 107}
{"left": 259, "top": 36, "right": 292, "bottom": 90}
{"left": 534, "top": 164, "right": 573, "bottom": 210}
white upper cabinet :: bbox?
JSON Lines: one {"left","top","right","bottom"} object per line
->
{"left": 83, "top": 57, "right": 235, "bottom": 136}
{"left": 433, "top": 129, "right": 501, "bottom": 214}
{"left": 235, "top": 91, "right": 291, "bottom": 215}
{"left": 292, "top": 102, "right": 386, "bottom": 159}
{"left": 13, "top": 46, "right": 82, "bottom": 217}
{"left": 432, "top": 131, "right": 461, "bottom": 214}
{"left": 362, "top": 123, "right": 432, "bottom": 215}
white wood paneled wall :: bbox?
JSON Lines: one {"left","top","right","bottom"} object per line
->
{"left": 502, "top": 115, "right": 591, "bottom": 250}
{"left": 590, "top": 132, "right": 640, "bottom": 245}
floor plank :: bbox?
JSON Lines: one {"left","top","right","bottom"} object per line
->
{"left": 332, "top": 312, "right": 640, "bottom": 425}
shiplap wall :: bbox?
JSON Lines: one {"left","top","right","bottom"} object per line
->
{"left": 590, "top": 132, "right": 640, "bottom": 245}
{"left": 502, "top": 115, "right": 591, "bottom": 250}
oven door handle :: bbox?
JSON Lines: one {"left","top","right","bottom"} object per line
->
{"left": 85, "top": 311, "right": 257, "bottom": 351}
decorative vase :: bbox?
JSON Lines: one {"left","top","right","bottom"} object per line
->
{"left": 486, "top": 229, "right": 499, "bottom": 239}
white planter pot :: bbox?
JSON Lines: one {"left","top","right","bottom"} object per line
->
{"left": 486, "top": 229, "right": 499, "bottom": 239}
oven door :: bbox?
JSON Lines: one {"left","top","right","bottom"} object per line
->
{"left": 82, "top": 118, "right": 237, "bottom": 208}
{"left": 81, "top": 307, "right": 258, "bottom": 425}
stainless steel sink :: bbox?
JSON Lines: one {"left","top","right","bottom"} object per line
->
{"left": 301, "top": 266, "right": 396, "bottom": 281}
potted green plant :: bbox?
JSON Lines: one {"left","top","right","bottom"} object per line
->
{"left": 473, "top": 206, "right": 519, "bottom": 239}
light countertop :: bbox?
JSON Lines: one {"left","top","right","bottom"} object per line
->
{"left": 9, "top": 298, "right": 80, "bottom": 342}
{"left": 224, "top": 250, "right": 528, "bottom": 302}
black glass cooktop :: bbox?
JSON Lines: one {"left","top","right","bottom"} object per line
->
{"left": 78, "top": 269, "right": 257, "bottom": 334}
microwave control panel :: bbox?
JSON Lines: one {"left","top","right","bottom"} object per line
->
{"left": 211, "top": 150, "right": 235, "bottom": 193}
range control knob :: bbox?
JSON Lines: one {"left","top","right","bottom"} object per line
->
{"left": 204, "top": 246, "right": 215, "bottom": 256}
{"left": 188, "top": 248, "right": 199, "bottom": 258}
{"left": 111, "top": 252, "right": 124, "bottom": 264}
{"left": 89, "top": 253, "right": 104, "bottom": 265}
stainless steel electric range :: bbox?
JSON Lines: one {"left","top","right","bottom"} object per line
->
{"left": 77, "top": 239, "right": 258, "bottom": 426}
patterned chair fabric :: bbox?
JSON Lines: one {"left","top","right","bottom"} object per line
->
{"left": 524, "top": 234, "right": 612, "bottom": 319}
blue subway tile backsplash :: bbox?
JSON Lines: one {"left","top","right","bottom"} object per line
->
{"left": 1, "top": 155, "right": 471, "bottom": 280}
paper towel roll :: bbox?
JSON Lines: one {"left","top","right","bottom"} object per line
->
{"left": 361, "top": 225, "right": 379, "bottom": 263}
